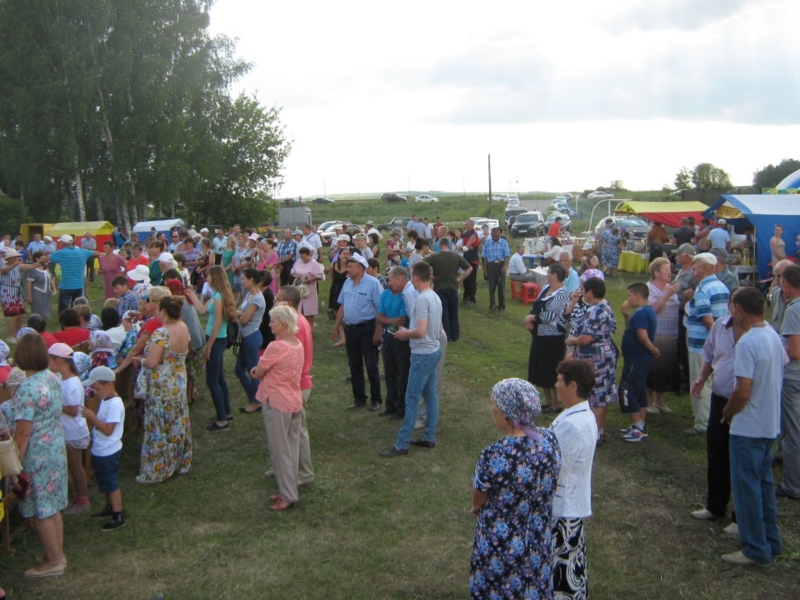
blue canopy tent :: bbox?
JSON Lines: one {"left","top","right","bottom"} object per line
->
{"left": 703, "top": 195, "right": 800, "bottom": 278}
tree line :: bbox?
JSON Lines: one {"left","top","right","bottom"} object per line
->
{"left": 0, "top": 0, "right": 290, "bottom": 231}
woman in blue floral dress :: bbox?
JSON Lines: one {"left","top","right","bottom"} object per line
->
{"left": 565, "top": 276, "right": 617, "bottom": 446}
{"left": 0, "top": 332, "right": 68, "bottom": 577}
{"left": 135, "top": 296, "right": 192, "bottom": 483}
{"left": 600, "top": 227, "right": 623, "bottom": 278}
{"left": 470, "top": 378, "right": 561, "bottom": 599}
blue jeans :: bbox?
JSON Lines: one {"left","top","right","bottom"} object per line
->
{"left": 206, "top": 336, "right": 231, "bottom": 421}
{"left": 729, "top": 435, "right": 781, "bottom": 564}
{"left": 395, "top": 350, "right": 441, "bottom": 450}
{"left": 58, "top": 288, "right": 83, "bottom": 314}
{"left": 437, "top": 288, "right": 460, "bottom": 342}
{"left": 234, "top": 331, "right": 262, "bottom": 404}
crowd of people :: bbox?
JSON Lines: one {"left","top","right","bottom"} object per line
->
{"left": 0, "top": 214, "right": 796, "bottom": 596}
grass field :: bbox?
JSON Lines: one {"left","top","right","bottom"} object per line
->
{"left": 1, "top": 265, "right": 798, "bottom": 599}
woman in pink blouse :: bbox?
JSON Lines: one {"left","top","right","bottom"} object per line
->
{"left": 250, "top": 304, "right": 304, "bottom": 511}
{"left": 646, "top": 257, "right": 680, "bottom": 413}
{"left": 98, "top": 242, "right": 128, "bottom": 300}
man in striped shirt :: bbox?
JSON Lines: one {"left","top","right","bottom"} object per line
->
{"left": 685, "top": 252, "right": 730, "bottom": 434}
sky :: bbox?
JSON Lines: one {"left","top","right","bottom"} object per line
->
{"left": 208, "top": 0, "right": 800, "bottom": 197}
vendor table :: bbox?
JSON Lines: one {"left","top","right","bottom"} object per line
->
{"left": 619, "top": 251, "right": 649, "bottom": 274}
{"left": 730, "top": 264, "right": 757, "bottom": 285}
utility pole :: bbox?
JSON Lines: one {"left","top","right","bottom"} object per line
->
{"left": 488, "top": 154, "right": 493, "bottom": 217}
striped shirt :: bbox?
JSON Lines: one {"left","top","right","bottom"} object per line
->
{"left": 50, "top": 247, "right": 95, "bottom": 290}
{"left": 685, "top": 274, "right": 729, "bottom": 354}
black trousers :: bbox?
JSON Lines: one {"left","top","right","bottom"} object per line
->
{"left": 486, "top": 262, "right": 506, "bottom": 309}
{"left": 279, "top": 261, "right": 294, "bottom": 287}
{"left": 345, "top": 320, "right": 382, "bottom": 405}
{"left": 382, "top": 334, "right": 410, "bottom": 414}
{"left": 706, "top": 393, "right": 735, "bottom": 519}
{"left": 437, "top": 288, "right": 460, "bottom": 341}
{"left": 214, "top": 253, "right": 223, "bottom": 265}
{"left": 462, "top": 262, "right": 478, "bottom": 303}
{"left": 86, "top": 256, "right": 95, "bottom": 282}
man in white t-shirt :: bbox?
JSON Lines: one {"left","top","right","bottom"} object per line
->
{"left": 301, "top": 223, "right": 323, "bottom": 261}
{"left": 365, "top": 220, "right": 383, "bottom": 242}
{"left": 707, "top": 219, "right": 731, "bottom": 251}
{"left": 721, "top": 287, "right": 786, "bottom": 566}
{"left": 81, "top": 366, "right": 127, "bottom": 532}
{"left": 381, "top": 261, "right": 443, "bottom": 457}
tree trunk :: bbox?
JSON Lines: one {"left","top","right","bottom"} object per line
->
{"left": 72, "top": 157, "right": 86, "bottom": 222}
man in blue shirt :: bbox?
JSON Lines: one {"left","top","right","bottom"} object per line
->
{"left": 374, "top": 266, "right": 411, "bottom": 418}
{"left": 481, "top": 227, "right": 511, "bottom": 311}
{"left": 26, "top": 233, "right": 47, "bottom": 256}
{"left": 685, "top": 252, "right": 730, "bottom": 434}
{"left": 333, "top": 253, "right": 383, "bottom": 411}
{"left": 50, "top": 234, "right": 100, "bottom": 313}
{"left": 276, "top": 228, "right": 297, "bottom": 287}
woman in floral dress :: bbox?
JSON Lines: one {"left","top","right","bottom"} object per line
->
{"left": 470, "top": 378, "right": 561, "bottom": 599}
{"left": 1, "top": 250, "right": 37, "bottom": 343}
{"left": 565, "top": 276, "right": 617, "bottom": 446}
{"left": 385, "top": 228, "right": 404, "bottom": 269}
{"left": 0, "top": 332, "right": 68, "bottom": 577}
{"left": 135, "top": 295, "right": 192, "bottom": 483}
{"left": 600, "top": 227, "right": 623, "bottom": 278}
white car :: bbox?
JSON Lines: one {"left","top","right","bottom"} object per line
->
{"left": 471, "top": 217, "right": 501, "bottom": 231}
{"left": 415, "top": 194, "right": 439, "bottom": 203}
{"left": 317, "top": 220, "right": 343, "bottom": 235}
{"left": 489, "top": 194, "right": 509, "bottom": 202}
{"left": 588, "top": 190, "right": 614, "bottom": 199}
{"left": 506, "top": 195, "right": 520, "bottom": 206}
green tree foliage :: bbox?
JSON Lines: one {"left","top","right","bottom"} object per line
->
{"left": 674, "top": 167, "right": 693, "bottom": 190}
{"left": 0, "top": 193, "right": 32, "bottom": 236}
{"left": 0, "top": 0, "right": 289, "bottom": 228}
{"left": 673, "top": 163, "right": 731, "bottom": 190}
{"left": 608, "top": 180, "right": 626, "bottom": 192}
{"left": 753, "top": 159, "right": 800, "bottom": 189}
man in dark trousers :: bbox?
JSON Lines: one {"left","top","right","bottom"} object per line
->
{"left": 424, "top": 237, "right": 472, "bottom": 341}
{"left": 461, "top": 219, "right": 480, "bottom": 304}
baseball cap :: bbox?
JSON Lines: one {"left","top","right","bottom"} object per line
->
{"left": 44, "top": 235, "right": 53, "bottom": 241}
{"left": 582, "top": 242, "right": 593, "bottom": 250}
{"left": 717, "top": 218, "right": 727, "bottom": 225}
{"left": 48, "top": 343, "right": 75, "bottom": 359}
{"left": 59, "top": 234, "right": 74, "bottom": 244}
{"left": 292, "top": 229, "right": 303, "bottom": 236}
{"left": 158, "top": 252, "right": 175, "bottom": 263}
{"left": 709, "top": 247, "right": 728, "bottom": 261}
{"left": 83, "top": 366, "right": 117, "bottom": 387}
{"left": 200, "top": 227, "right": 209, "bottom": 233}
{"left": 693, "top": 252, "right": 717, "bottom": 266}
{"left": 187, "top": 229, "right": 199, "bottom": 238}
{"left": 366, "top": 220, "right": 374, "bottom": 226}
{"left": 248, "top": 232, "right": 261, "bottom": 241}
{"left": 347, "top": 253, "right": 368, "bottom": 268}
{"left": 336, "top": 234, "right": 351, "bottom": 242}
{"left": 674, "top": 243, "right": 696, "bottom": 256}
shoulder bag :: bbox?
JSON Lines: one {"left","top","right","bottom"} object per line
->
{"left": 0, "top": 409, "right": 23, "bottom": 476}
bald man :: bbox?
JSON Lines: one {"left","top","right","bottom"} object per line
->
{"left": 771, "top": 259, "right": 795, "bottom": 331}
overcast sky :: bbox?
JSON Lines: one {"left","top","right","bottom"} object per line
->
{"left": 208, "top": 0, "right": 800, "bottom": 197}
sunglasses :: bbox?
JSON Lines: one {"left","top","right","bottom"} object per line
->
{"left": 141, "top": 295, "right": 151, "bottom": 302}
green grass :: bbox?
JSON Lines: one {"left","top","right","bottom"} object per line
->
{"left": 1, "top": 270, "right": 798, "bottom": 599}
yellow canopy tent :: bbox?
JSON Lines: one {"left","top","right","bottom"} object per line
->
{"left": 614, "top": 201, "right": 711, "bottom": 228}
{"left": 49, "top": 221, "right": 115, "bottom": 249}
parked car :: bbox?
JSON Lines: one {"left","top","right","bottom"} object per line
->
{"left": 471, "top": 217, "right": 500, "bottom": 231}
{"left": 489, "top": 194, "right": 509, "bottom": 202}
{"left": 320, "top": 221, "right": 354, "bottom": 244}
{"left": 505, "top": 206, "right": 529, "bottom": 228}
{"left": 415, "top": 194, "right": 439, "bottom": 203}
{"left": 544, "top": 213, "right": 572, "bottom": 233}
{"left": 317, "top": 220, "right": 343, "bottom": 235}
{"left": 313, "top": 197, "right": 334, "bottom": 204}
{"left": 588, "top": 190, "right": 614, "bottom": 199}
{"left": 378, "top": 217, "right": 413, "bottom": 232}
{"left": 506, "top": 194, "right": 520, "bottom": 204}
{"left": 556, "top": 193, "right": 574, "bottom": 202}
{"left": 550, "top": 200, "right": 576, "bottom": 217}
{"left": 593, "top": 215, "right": 650, "bottom": 239}
{"left": 382, "top": 193, "right": 407, "bottom": 203}
{"left": 510, "top": 212, "right": 545, "bottom": 237}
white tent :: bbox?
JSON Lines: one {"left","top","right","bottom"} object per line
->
{"left": 132, "top": 218, "right": 186, "bottom": 235}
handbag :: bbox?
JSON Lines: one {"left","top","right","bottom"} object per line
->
{"left": 0, "top": 411, "right": 23, "bottom": 476}
{"left": 293, "top": 278, "right": 310, "bottom": 299}
{"left": 227, "top": 319, "right": 241, "bottom": 355}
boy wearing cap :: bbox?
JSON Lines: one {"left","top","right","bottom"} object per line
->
{"left": 81, "top": 366, "right": 127, "bottom": 532}
{"left": 48, "top": 234, "right": 101, "bottom": 314}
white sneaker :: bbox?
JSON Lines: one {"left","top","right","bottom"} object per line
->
{"left": 646, "top": 406, "right": 660, "bottom": 414}
{"left": 723, "top": 522, "right": 739, "bottom": 535}
{"left": 414, "top": 420, "right": 425, "bottom": 430}
{"left": 691, "top": 509, "right": 719, "bottom": 520}
{"left": 656, "top": 404, "right": 674, "bottom": 414}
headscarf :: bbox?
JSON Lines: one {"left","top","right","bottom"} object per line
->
{"left": 165, "top": 278, "right": 193, "bottom": 306}
{"left": 15, "top": 327, "right": 37, "bottom": 340}
{"left": 580, "top": 269, "right": 605, "bottom": 283}
{"left": 72, "top": 352, "right": 92, "bottom": 381}
{"left": 492, "top": 378, "right": 542, "bottom": 441}
{"left": 0, "top": 340, "right": 9, "bottom": 366}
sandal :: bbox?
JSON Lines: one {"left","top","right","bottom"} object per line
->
{"left": 269, "top": 499, "right": 295, "bottom": 512}
{"left": 269, "top": 493, "right": 283, "bottom": 502}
